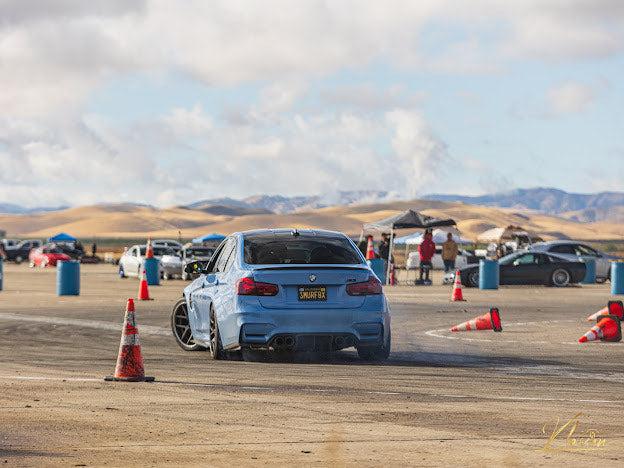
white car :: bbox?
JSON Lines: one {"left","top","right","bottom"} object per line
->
{"left": 118, "top": 244, "right": 170, "bottom": 279}
{"left": 406, "top": 247, "right": 477, "bottom": 271}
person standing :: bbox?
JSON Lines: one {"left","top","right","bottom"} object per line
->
{"left": 417, "top": 231, "right": 435, "bottom": 283}
{"left": 442, "top": 232, "right": 459, "bottom": 273}
{"left": 91, "top": 242, "right": 97, "bottom": 258}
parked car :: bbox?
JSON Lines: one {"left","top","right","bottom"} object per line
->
{"left": 459, "top": 251, "right": 586, "bottom": 287}
{"left": 118, "top": 244, "right": 169, "bottom": 278}
{"left": 5, "top": 239, "right": 42, "bottom": 263}
{"left": 29, "top": 245, "right": 71, "bottom": 268}
{"left": 406, "top": 247, "right": 478, "bottom": 270}
{"left": 528, "top": 241, "right": 618, "bottom": 283}
{"left": 54, "top": 243, "right": 84, "bottom": 260}
{"left": 160, "top": 249, "right": 183, "bottom": 280}
{"left": 181, "top": 245, "right": 215, "bottom": 280}
{"left": 152, "top": 239, "right": 183, "bottom": 251}
{"left": 1, "top": 239, "right": 21, "bottom": 249}
{"left": 171, "top": 229, "right": 391, "bottom": 361}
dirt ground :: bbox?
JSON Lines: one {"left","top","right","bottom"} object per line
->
{"left": 0, "top": 263, "right": 622, "bottom": 466}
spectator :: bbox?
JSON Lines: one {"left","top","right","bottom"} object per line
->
{"left": 378, "top": 233, "right": 390, "bottom": 261}
{"left": 91, "top": 242, "right": 97, "bottom": 257}
{"left": 442, "top": 233, "right": 459, "bottom": 273}
{"left": 418, "top": 231, "right": 435, "bottom": 282}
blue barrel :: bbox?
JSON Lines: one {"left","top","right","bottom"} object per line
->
{"left": 367, "top": 259, "right": 386, "bottom": 284}
{"left": 479, "top": 259, "right": 499, "bottom": 290}
{"left": 611, "top": 262, "right": 624, "bottom": 295}
{"left": 0, "top": 257, "right": 3, "bottom": 291}
{"left": 581, "top": 259, "right": 596, "bottom": 284}
{"left": 57, "top": 260, "right": 80, "bottom": 296}
{"left": 144, "top": 257, "right": 160, "bottom": 286}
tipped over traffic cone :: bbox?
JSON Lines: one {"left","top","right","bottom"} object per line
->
{"left": 451, "top": 269, "right": 466, "bottom": 302}
{"left": 579, "top": 315, "right": 622, "bottom": 343}
{"left": 105, "top": 299, "right": 154, "bottom": 382}
{"left": 586, "top": 301, "right": 624, "bottom": 322}
{"left": 146, "top": 237, "right": 154, "bottom": 259}
{"left": 365, "top": 235, "right": 375, "bottom": 260}
{"left": 138, "top": 269, "right": 151, "bottom": 300}
{"left": 451, "top": 307, "right": 502, "bottom": 332}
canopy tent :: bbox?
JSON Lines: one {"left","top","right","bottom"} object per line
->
{"left": 192, "top": 233, "right": 226, "bottom": 244}
{"left": 477, "top": 225, "right": 542, "bottom": 244}
{"left": 363, "top": 210, "right": 456, "bottom": 231}
{"left": 48, "top": 232, "right": 77, "bottom": 242}
{"left": 361, "top": 209, "right": 456, "bottom": 284}
{"left": 394, "top": 228, "right": 472, "bottom": 246}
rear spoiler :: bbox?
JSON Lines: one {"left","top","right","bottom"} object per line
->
{"left": 250, "top": 264, "right": 369, "bottom": 271}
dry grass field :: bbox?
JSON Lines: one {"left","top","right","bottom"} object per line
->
{"left": 0, "top": 199, "right": 622, "bottom": 241}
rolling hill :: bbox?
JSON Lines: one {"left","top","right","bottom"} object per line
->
{"left": 1, "top": 199, "right": 622, "bottom": 241}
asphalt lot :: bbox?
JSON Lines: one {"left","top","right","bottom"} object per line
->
{"left": 0, "top": 263, "right": 623, "bottom": 466}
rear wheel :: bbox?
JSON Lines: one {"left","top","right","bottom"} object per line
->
{"left": 357, "top": 330, "right": 391, "bottom": 361}
{"left": 468, "top": 270, "right": 479, "bottom": 287}
{"left": 551, "top": 268, "right": 570, "bottom": 287}
{"left": 171, "top": 298, "right": 205, "bottom": 351}
{"left": 208, "top": 307, "right": 224, "bottom": 360}
{"left": 14, "top": 255, "right": 23, "bottom": 264}
{"left": 118, "top": 264, "right": 126, "bottom": 278}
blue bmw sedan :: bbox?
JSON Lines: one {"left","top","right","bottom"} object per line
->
{"left": 171, "top": 229, "right": 391, "bottom": 361}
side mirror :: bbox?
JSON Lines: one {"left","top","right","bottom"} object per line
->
{"left": 184, "top": 260, "right": 210, "bottom": 275}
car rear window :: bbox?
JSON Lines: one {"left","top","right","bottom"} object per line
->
{"left": 243, "top": 233, "right": 362, "bottom": 265}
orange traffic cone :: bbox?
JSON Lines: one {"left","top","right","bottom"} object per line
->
{"left": 105, "top": 299, "right": 154, "bottom": 382}
{"left": 451, "top": 269, "right": 466, "bottom": 302}
{"left": 586, "top": 306, "right": 608, "bottom": 322}
{"left": 365, "top": 235, "right": 375, "bottom": 260}
{"left": 451, "top": 308, "right": 502, "bottom": 332}
{"left": 146, "top": 237, "right": 154, "bottom": 259}
{"left": 138, "top": 269, "right": 151, "bottom": 301}
{"left": 586, "top": 301, "right": 624, "bottom": 322}
{"left": 579, "top": 315, "right": 622, "bottom": 343}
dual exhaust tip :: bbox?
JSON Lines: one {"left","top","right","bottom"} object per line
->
{"left": 272, "top": 335, "right": 355, "bottom": 350}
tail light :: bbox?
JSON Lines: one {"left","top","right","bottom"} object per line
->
{"left": 346, "top": 276, "right": 382, "bottom": 296}
{"left": 237, "top": 277, "right": 279, "bottom": 296}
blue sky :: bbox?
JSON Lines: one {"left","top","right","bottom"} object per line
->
{"left": 0, "top": 1, "right": 622, "bottom": 207}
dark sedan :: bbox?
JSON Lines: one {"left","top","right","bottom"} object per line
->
{"left": 460, "top": 252, "right": 586, "bottom": 287}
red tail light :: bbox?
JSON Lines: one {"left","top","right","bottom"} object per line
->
{"left": 237, "top": 277, "right": 279, "bottom": 296}
{"left": 346, "top": 276, "right": 382, "bottom": 296}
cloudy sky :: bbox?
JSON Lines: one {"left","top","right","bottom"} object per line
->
{"left": 1, "top": 0, "right": 622, "bottom": 207}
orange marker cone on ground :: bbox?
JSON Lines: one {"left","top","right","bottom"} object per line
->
{"left": 105, "top": 299, "right": 154, "bottom": 382}
{"left": 451, "top": 269, "right": 466, "bottom": 302}
{"left": 586, "top": 301, "right": 624, "bottom": 321}
{"left": 451, "top": 307, "right": 502, "bottom": 332}
{"left": 365, "top": 235, "right": 375, "bottom": 260}
{"left": 138, "top": 269, "right": 151, "bottom": 301}
{"left": 579, "top": 315, "right": 622, "bottom": 343}
{"left": 586, "top": 306, "right": 609, "bottom": 322}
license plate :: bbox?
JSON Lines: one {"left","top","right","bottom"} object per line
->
{"left": 298, "top": 286, "right": 327, "bottom": 301}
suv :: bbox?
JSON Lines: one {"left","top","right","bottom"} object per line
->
{"left": 5, "top": 239, "right": 42, "bottom": 263}
{"left": 529, "top": 241, "right": 618, "bottom": 283}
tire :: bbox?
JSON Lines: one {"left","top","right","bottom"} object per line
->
{"left": 39, "top": 258, "right": 48, "bottom": 269}
{"left": 551, "top": 268, "right": 570, "bottom": 287}
{"left": 357, "top": 330, "right": 391, "bottom": 361}
{"left": 208, "top": 306, "right": 225, "bottom": 360}
{"left": 182, "top": 271, "right": 190, "bottom": 281}
{"left": 468, "top": 270, "right": 479, "bottom": 288}
{"left": 14, "top": 255, "right": 23, "bottom": 264}
{"left": 163, "top": 272, "right": 170, "bottom": 281}
{"left": 171, "top": 298, "right": 206, "bottom": 351}
{"left": 595, "top": 277, "right": 607, "bottom": 284}
{"left": 29, "top": 260, "right": 35, "bottom": 268}
{"left": 118, "top": 265, "right": 126, "bottom": 278}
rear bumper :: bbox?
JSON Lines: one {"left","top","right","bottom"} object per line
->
{"left": 236, "top": 305, "right": 389, "bottom": 350}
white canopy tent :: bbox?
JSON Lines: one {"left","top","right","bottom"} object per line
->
{"left": 394, "top": 229, "right": 473, "bottom": 246}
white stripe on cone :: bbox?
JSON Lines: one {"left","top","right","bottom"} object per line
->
{"left": 581, "top": 325, "right": 603, "bottom": 342}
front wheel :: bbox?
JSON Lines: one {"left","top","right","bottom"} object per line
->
{"left": 171, "top": 298, "right": 206, "bottom": 351}
{"left": 357, "top": 330, "right": 391, "bottom": 361}
{"left": 14, "top": 255, "right": 23, "bottom": 264}
{"left": 118, "top": 265, "right": 126, "bottom": 278}
{"left": 551, "top": 268, "right": 570, "bottom": 287}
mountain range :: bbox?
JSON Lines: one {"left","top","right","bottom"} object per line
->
{"left": 1, "top": 188, "right": 623, "bottom": 223}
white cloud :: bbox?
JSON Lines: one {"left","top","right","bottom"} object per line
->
{"left": 547, "top": 82, "right": 595, "bottom": 115}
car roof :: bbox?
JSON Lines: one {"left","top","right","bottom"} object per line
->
{"left": 237, "top": 228, "right": 348, "bottom": 238}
